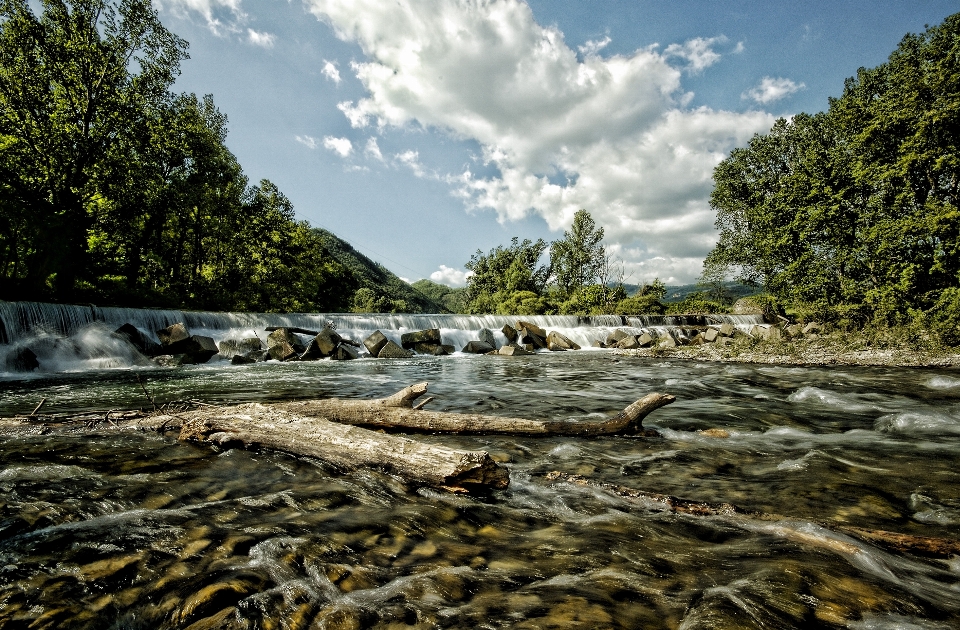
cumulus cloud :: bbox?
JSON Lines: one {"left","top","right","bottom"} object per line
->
{"left": 322, "top": 136, "right": 353, "bottom": 157}
{"left": 295, "top": 134, "right": 319, "bottom": 149}
{"left": 155, "top": 0, "right": 245, "bottom": 35}
{"left": 578, "top": 36, "right": 611, "bottom": 57}
{"left": 742, "top": 77, "right": 805, "bottom": 104}
{"left": 322, "top": 60, "right": 342, "bottom": 84}
{"left": 430, "top": 265, "right": 472, "bottom": 287}
{"left": 247, "top": 28, "right": 275, "bottom": 48}
{"left": 306, "top": 0, "right": 774, "bottom": 282}
{"left": 395, "top": 150, "right": 427, "bottom": 177}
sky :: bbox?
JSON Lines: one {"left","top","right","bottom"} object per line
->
{"left": 151, "top": 0, "right": 959, "bottom": 287}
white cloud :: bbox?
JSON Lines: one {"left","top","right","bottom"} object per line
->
{"left": 365, "top": 137, "right": 384, "bottom": 161}
{"left": 430, "top": 265, "right": 472, "bottom": 287}
{"left": 306, "top": 0, "right": 774, "bottom": 282}
{"left": 295, "top": 134, "right": 319, "bottom": 149}
{"left": 322, "top": 60, "right": 342, "bottom": 84}
{"left": 155, "top": 0, "right": 245, "bottom": 35}
{"left": 663, "top": 36, "right": 726, "bottom": 74}
{"left": 742, "top": 77, "right": 805, "bottom": 104}
{"left": 578, "top": 36, "right": 611, "bottom": 57}
{"left": 247, "top": 28, "right": 275, "bottom": 48}
{"left": 322, "top": 136, "right": 353, "bottom": 157}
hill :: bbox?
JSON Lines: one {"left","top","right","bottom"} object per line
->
{"left": 622, "top": 281, "right": 758, "bottom": 303}
{"left": 313, "top": 228, "right": 447, "bottom": 313}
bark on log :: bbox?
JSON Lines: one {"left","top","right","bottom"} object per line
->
{"left": 274, "top": 383, "right": 675, "bottom": 436}
{"left": 544, "top": 472, "right": 960, "bottom": 560}
{"left": 167, "top": 403, "right": 509, "bottom": 492}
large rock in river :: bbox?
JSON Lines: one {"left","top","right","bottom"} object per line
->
{"left": 462, "top": 340, "right": 495, "bottom": 354}
{"left": 165, "top": 335, "right": 219, "bottom": 363}
{"left": 478, "top": 328, "right": 498, "bottom": 349}
{"left": 547, "top": 331, "right": 580, "bottom": 351}
{"left": 156, "top": 322, "right": 190, "bottom": 347}
{"left": 115, "top": 323, "right": 161, "bottom": 356}
{"left": 267, "top": 328, "right": 306, "bottom": 354}
{"left": 401, "top": 328, "right": 441, "bottom": 349}
{"left": 363, "top": 330, "right": 389, "bottom": 357}
{"left": 378, "top": 340, "right": 414, "bottom": 358}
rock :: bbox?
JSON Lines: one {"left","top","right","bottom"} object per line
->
{"left": 518, "top": 327, "right": 547, "bottom": 349}
{"left": 802, "top": 322, "right": 821, "bottom": 335}
{"left": 378, "top": 340, "right": 414, "bottom": 358}
{"left": 231, "top": 354, "right": 255, "bottom": 365}
{"left": 703, "top": 328, "right": 719, "bottom": 343}
{"left": 749, "top": 325, "right": 767, "bottom": 338}
{"left": 785, "top": 324, "right": 803, "bottom": 338}
{"left": 766, "top": 326, "right": 783, "bottom": 341}
{"left": 154, "top": 354, "right": 188, "bottom": 367}
{"left": 592, "top": 339, "right": 605, "bottom": 348}
{"left": 501, "top": 324, "right": 518, "bottom": 343}
{"left": 157, "top": 322, "right": 190, "bottom": 347}
{"left": 441, "top": 344, "right": 455, "bottom": 354}
{"left": 731, "top": 297, "right": 765, "bottom": 315}
{"left": 165, "top": 336, "right": 219, "bottom": 363}
{"left": 314, "top": 326, "right": 342, "bottom": 355}
{"left": 516, "top": 320, "right": 546, "bottom": 338}
{"left": 114, "top": 323, "right": 161, "bottom": 356}
{"left": 637, "top": 333, "right": 654, "bottom": 348}
{"left": 659, "top": 336, "right": 678, "bottom": 348}
{"left": 498, "top": 345, "right": 532, "bottom": 356}
{"left": 5, "top": 347, "right": 39, "bottom": 371}
{"left": 413, "top": 342, "right": 448, "bottom": 355}
{"left": 718, "top": 323, "right": 735, "bottom": 337}
{"left": 463, "top": 340, "right": 495, "bottom": 354}
{"left": 332, "top": 345, "right": 359, "bottom": 360}
{"left": 363, "top": 330, "right": 389, "bottom": 357}
{"left": 217, "top": 338, "right": 261, "bottom": 359}
{"left": 478, "top": 328, "right": 498, "bottom": 349}
{"left": 718, "top": 336, "right": 734, "bottom": 346}
{"left": 400, "top": 328, "right": 441, "bottom": 349}
{"left": 267, "top": 328, "right": 305, "bottom": 354}
{"left": 605, "top": 329, "right": 630, "bottom": 345}
{"left": 616, "top": 336, "right": 639, "bottom": 350}
{"left": 547, "top": 331, "right": 580, "bottom": 351}
{"left": 268, "top": 341, "right": 300, "bottom": 362}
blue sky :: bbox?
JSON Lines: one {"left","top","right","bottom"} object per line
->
{"left": 153, "top": 0, "right": 959, "bottom": 286}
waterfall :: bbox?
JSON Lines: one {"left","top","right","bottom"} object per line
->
{"left": 0, "top": 300, "right": 768, "bottom": 374}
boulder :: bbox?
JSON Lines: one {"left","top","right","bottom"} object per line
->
{"left": 332, "top": 345, "right": 359, "bottom": 360}
{"left": 315, "top": 326, "right": 342, "bottom": 355}
{"left": 718, "top": 336, "right": 734, "bottom": 346}
{"left": 267, "top": 328, "right": 306, "bottom": 354}
{"left": 441, "top": 344, "right": 455, "bottom": 354}
{"left": 156, "top": 322, "right": 190, "bottom": 347}
{"left": 114, "top": 323, "right": 161, "bottom": 356}
{"left": 767, "top": 326, "right": 783, "bottom": 341}
{"left": 516, "top": 321, "right": 546, "bottom": 338}
{"left": 164, "top": 335, "right": 219, "bottom": 363}
{"left": 413, "top": 342, "right": 448, "bottom": 355}
{"left": 616, "top": 336, "right": 640, "bottom": 350}
{"left": 217, "top": 338, "right": 262, "bottom": 359}
{"left": 518, "top": 327, "right": 547, "bottom": 349}
{"left": 498, "top": 345, "right": 532, "bottom": 356}
{"left": 363, "top": 330, "right": 390, "bottom": 357}
{"left": 605, "top": 329, "right": 630, "bottom": 345}
{"left": 400, "top": 328, "right": 441, "bottom": 349}
{"left": 268, "top": 341, "right": 300, "bottom": 362}
{"left": 659, "top": 337, "right": 678, "bottom": 348}
{"left": 5, "top": 347, "right": 39, "bottom": 371}
{"left": 463, "top": 340, "right": 495, "bottom": 354}
{"left": 703, "top": 328, "right": 719, "bottom": 343}
{"left": 637, "top": 333, "right": 654, "bottom": 348}
{"left": 378, "top": 340, "right": 414, "bottom": 358}
{"left": 478, "top": 328, "right": 498, "bottom": 349}
{"left": 718, "top": 323, "right": 735, "bottom": 337}
{"left": 501, "top": 324, "right": 518, "bottom": 343}
{"left": 154, "top": 354, "right": 187, "bottom": 367}
{"left": 592, "top": 339, "right": 606, "bottom": 348}
{"left": 547, "top": 331, "right": 580, "bottom": 351}
{"left": 231, "top": 354, "right": 256, "bottom": 365}
{"left": 802, "top": 322, "right": 821, "bottom": 335}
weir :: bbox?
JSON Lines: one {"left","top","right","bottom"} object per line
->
{"left": 0, "top": 300, "right": 765, "bottom": 374}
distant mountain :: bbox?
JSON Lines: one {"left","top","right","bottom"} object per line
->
{"left": 622, "top": 281, "right": 758, "bottom": 303}
{"left": 313, "top": 228, "right": 447, "bottom": 313}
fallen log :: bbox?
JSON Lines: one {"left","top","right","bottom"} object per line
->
{"left": 274, "top": 382, "right": 675, "bottom": 436}
{"left": 265, "top": 326, "right": 320, "bottom": 336}
{"left": 166, "top": 403, "right": 509, "bottom": 492}
{"left": 545, "top": 472, "right": 960, "bottom": 560}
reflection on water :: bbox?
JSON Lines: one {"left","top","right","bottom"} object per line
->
{"left": 2, "top": 353, "right": 960, "bottom": 628}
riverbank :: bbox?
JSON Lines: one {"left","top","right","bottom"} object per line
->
{"left": 615, "top": 334, "right": 960, "bottom": 367}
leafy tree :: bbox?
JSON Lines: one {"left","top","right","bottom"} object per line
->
{"left": 464, "top": 237, "right": 549, "bottom": 312}
{"left": 549, "top": 209, "right": 606, "bottom": 297}
{"left": 0, "top": 0, "right": 188, "bottom": 298}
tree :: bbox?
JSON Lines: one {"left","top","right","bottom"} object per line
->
{"left": 549, "top": 209, "right": 605, "bottom": 297}
{"left": 464, "top": 237, "right": 550, "bottom": 312}
{"left": 0, "top": 0, "right": 188, "bottom": 299}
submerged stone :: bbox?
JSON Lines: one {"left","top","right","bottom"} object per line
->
{"left": 157, "top": 322, "right": 190, "bottom": 347}
{"left": 378, "top": 340, "right": 414, "bottom": 358}
{"left": 478, "top": 328, "right": 498, "bottom": 349}
{"left": 462, "top": 340, "right": 495, "bottom": 354}
{"left": 363, "top": 330, "right": 389, "bottom": 356}
{"left": 400, "top": 328, "right": 441, "bottom": 349}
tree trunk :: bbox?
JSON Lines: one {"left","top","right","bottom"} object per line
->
{"left": 167, "top": 403, "right": 509, "bottom": 492}
{"left": 273, "top": 383, "right": 675, "bottom": 436}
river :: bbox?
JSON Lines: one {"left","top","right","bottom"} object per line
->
{"left": 1, "top": 303, "right": 959, "bottom": 628}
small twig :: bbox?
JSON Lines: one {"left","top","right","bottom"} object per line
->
{"left": 136, "top": 373, "right": 157, "bottom": 411}
{"left": 104, "top": 410, "right": 120, "bottom": 428}
{"left": 31, "top": 398, "right": 46, "bottom": 416}
{"left": 412, "top": 396, "right": 435, "bottom": 411}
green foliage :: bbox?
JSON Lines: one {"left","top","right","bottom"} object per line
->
{"left": 410, "top": 279, "right": 468, "bottom": 313}
{"left": 704, "top": 13, "right": 960, "bottom": 341}
{"left": 558, "top": 283, "right": 626, "bottom": 315}
{"left": 465, "top": 237, "right": 549, "bottom": 313}
{"left": 0, "top": 0, "right": 357, "bottom": 312}
{"left": 351, "top": 287, "right": 408, "bottom": 314}
{"left": 549, "top": 209, "right": 605, "bottom": 297}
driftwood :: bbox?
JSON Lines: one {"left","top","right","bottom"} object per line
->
{"left": 545, "top": 472, "right": 960, "bottom": 560}
{"left": 274, "top": 383, "right": 675, "bottom": 436}
{"left": 163, "top": 403, "right": 509, "bottom": 492}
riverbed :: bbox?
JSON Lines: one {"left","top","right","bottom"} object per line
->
{"left": 2, "top": 352, "right": 960, "bottom": 629}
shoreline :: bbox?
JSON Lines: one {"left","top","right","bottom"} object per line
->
{"left": 613, "top": 340, "right": 960, "bottom": 368}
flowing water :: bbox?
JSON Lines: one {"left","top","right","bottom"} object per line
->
{"left": 1, "top": 303, "right": 959, "bottom": 629}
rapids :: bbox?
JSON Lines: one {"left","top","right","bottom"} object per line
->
{"left": 1, "top": 302, "right": 959, "bottom": 628}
